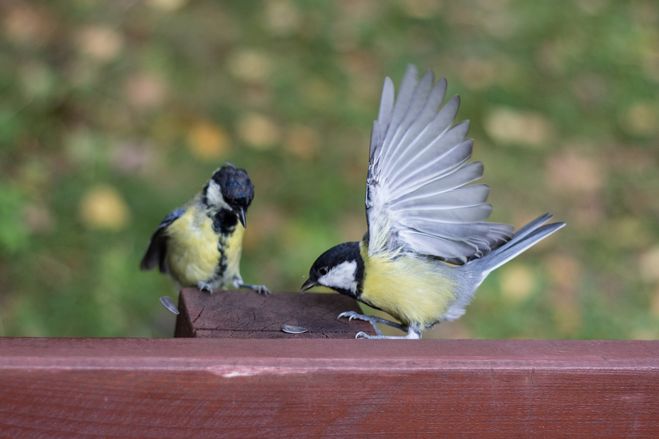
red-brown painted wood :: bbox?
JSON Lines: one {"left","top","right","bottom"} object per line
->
{"left": 1, "top": 338, "right": 658, "bottom": 438}
{"left": 174, "top": 288, "right": 372, "bottom": 338}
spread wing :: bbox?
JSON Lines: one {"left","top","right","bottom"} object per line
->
{"left": 140, "top": 207, "right": 186, "bottom": 272}
{"left": 366, "top": 65, "right": 513, "bottom": 263}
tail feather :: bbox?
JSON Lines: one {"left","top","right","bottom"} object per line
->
{"left": 474, "top": 214, "right": 566, "bottom": 276}
{"left": 443, "top": 214, "right": 565, "bottom": 322}
{"left": 510, "top": 212, "right": 553, "bottom": 241}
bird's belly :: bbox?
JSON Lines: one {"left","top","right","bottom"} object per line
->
{"left": 165, "top": 212, "right": 220, "bottom": 286}
{"left": 361, "top": 254, "right": 456, "bottom": 327}
{"left": 221, "top": 224, "right": 244, "bottom": 281}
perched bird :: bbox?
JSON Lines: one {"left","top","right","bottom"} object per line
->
{"left": 302, "top": 65, "right": 565, "bottom": 339}
{"left": 141, "top": 163, "right": 269, "bottom": 295}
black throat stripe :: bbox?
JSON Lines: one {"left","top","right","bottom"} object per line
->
{"left": 206, "top": 207, "right": 239, "bottom": 283}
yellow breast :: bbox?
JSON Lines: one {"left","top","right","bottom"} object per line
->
{"left": 360, "top": 246, "right": 456, "bottom": 327}
{"left": 165, "top": 208, "right": 220, "bottom": 286}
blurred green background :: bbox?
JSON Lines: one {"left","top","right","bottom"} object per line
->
{"left": 1, "top": 0, "right": 658, "bottom": 338}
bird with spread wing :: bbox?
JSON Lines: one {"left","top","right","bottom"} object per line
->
{"left": 302, "top": 65, "right": 565, "bottom": 339}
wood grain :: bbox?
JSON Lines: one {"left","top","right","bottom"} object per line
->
{"left": 1, "top": 338, "right": 658, "bottom": 438}
{"left": 174, "top": 288, "right": 372, "bottom": 338}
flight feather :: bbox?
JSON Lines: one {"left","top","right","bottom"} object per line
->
{"left": 366, "top": 65, "right": 513, "bottom": 263}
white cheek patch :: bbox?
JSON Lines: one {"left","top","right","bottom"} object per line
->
{"left": 205, "top": 181, "right": 231, "bottom": 210}
{"left": 319, "top": 260, "right": 358, "bottom": 293}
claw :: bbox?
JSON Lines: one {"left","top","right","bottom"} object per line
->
{"left": 197, "top": 281, "right": 214, "bottom": 294}
{"left": 337, "top": 311, "right": 361, "bottom": 321}
{"left": 250, "top": 284, "right": 270, "bottom": 295}
{"left": 238, "top": 282, "right": 271, "bottom": 295}
{"left": 355, "top": 331, "right": 371, "bottom": 339}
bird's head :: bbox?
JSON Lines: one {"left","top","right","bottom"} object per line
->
{"left": 301, "top": 242, "right": 363, "bottom": 297}
{"left": 204, "top": 164, "right": 254, "bottom": 227}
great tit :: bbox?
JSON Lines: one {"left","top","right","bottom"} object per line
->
{"left": 302, "top": 65, "right": 565, "bottom": 339}
{"left": 141, "top": 163, "right": 269, "bottom": 295}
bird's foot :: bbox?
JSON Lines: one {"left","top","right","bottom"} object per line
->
{"left": 196, "top": 281, "right": 214, "bottom": 294}
{"left": 239, "top": 283, "right": 271, "bottom": 295}
{"left": 337, "top": 310, "right": 405, "bottom": 337}
{"left": 354, "top": 325, "right": 421, "bottom": 340}
{"left": 232, "top": 276, "right": 270, "bottom": 295}
{"left": 338, "top": 311, "right": 382, "bottom": 336}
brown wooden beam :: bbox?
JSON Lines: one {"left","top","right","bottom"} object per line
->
{"left": 1, "top": 338, "right": 658, "bottom": 437}
{"left": 174, "top": 288, "right": 372, "bottom": 338}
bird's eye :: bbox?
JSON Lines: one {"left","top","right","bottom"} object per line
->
{"left": 318, "top": 267, "right": 329, "bottom": 276}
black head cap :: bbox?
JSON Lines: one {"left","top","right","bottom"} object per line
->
{"left": 213, "top": 162, "right": 254, "bottom": 203}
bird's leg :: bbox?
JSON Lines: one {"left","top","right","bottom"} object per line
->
{"left": 233, "top": 276, "right": 270, "bottom": 295}
{"left": 354, "top": 323, "right": 422, "bottom": 340}
{"left": 337, "top": 311, "right": 404, "bottom": 336}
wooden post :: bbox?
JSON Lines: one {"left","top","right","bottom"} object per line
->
{"left": 174, "top": 288, "right": 373, "bottom": 338}
{"left": 1, "top": 338, "right": 658, "bottom": 437}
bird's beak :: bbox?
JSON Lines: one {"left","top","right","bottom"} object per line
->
{"left": 236, "top": 207, "right": 247, "bottom": 228}
{"left": 300, "top": 278, "right": 316, "bottom": 292}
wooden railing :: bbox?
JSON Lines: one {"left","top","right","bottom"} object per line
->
{"left": 1, "top": 290, "right": 658, "bottom": 438}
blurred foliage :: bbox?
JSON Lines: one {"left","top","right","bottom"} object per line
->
{"left": 0, "top": 0, "right": 658, "bottom": 338}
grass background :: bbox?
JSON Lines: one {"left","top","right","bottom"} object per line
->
{"left": 1, "top": 0, "right": 658, "bottom": 338}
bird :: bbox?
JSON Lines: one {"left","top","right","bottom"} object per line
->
{"left": 141, "top": 163, "right": 269, "bottom": 295}
{"left": 301, "top": 65, "right": 565, "bottom": 339}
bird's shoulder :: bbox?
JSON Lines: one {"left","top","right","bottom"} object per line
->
{"left": 157, "top": 206, "right": 187, "bottom": 230}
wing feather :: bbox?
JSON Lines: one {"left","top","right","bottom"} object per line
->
{"left": 382, "top": 94, "right": 458, "bottom": 179}
{"left": 377, "top": 66, "right": 420, "bottom": 170}
{"left": 370, "top": 77, "right": 395, "bottom": 162}
{"left": 140, "top": 207, "right": 185, "bottom": 272}
{"left": 400, "top": 203, "right": 492, "bottom": 223}
{"left": 392, "top": 185, "right": 490, "bottom": 211}
{"left": 366, "top": 65, "right": 513, "bottom": 261}
{"left": 382, "top": 71, "right": 435, "bottom": 164}
{"left": 391, "top": 138, "right": 473, "bottom": 198}
{"left": 391, "top": 162, "right": 484, "bottom": 205}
